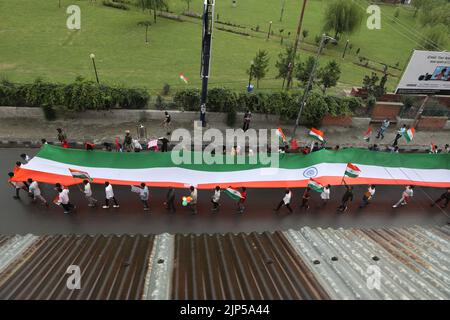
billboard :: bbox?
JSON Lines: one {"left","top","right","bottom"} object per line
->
{"left": 395, "top": 50, "right": 450, "bottom": 95}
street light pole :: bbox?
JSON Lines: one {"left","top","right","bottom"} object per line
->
{"left": 200, "top": 0, "right": 215, "bottom": 127}
{"left": 247, "top": 61, "right": 254, "bottom": 91}
{"left": 292, "top": 34, "right": 335, "bottom": 138}
{"left": 285, "top": 0, "right": 308, "bottom": 90}
{"left": 89, "top": 53, "right": 99, "bottom": 84}
{"left": 279, "top": 0, "right": 286, "bottom": 22}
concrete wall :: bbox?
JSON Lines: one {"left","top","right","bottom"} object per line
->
{"left": 417, "top": 116, "right": 448, "bottom": 130}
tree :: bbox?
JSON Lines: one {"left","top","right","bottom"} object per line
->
{"left": 412, "top": 0, "right": 436, "bottom": 17}
{"left": 295, "top": 56, "right": 316, "bottom": 87}
{"left": 322, "top": 0, "right": 364, "bottom": 39}
{"left": 140, "top": 0, "right": 168, "bottom": 23}
{"left": 420, "top": 24, "right": 449, "bottom": 50}
{"left": 319, "top": 60, "right": 341, "bottom": 93}
{"left": 275, "top": 46, "right": 298, "bottom": 89}
{"left": 302, "top": 29, "right": 309, "bottom": 40}
{"left": 183, "top": 0, "right": 191, "bottom": 11}
{"left": 419, "top": 3, "right": 450, "bottom": 29}
{"left": 137, "top": 21, "right": 152, "bottom": 43}
{"left": 248, "top": 50, "right": 269, "bottom": 88}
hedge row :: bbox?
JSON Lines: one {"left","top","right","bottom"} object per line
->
{"left": 173, "top": 88, "right": 364, "bottom": 126}
{"left": 0, "top": 78, "right": 150, "bottom": 111}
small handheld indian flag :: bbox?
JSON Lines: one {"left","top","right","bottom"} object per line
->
{"left": 363, "top": 127, "right": 372, "bottom": 141}
{"left": 308, "top": 178, "right": 324, "bottom": 193}
{"left": 402, "top": 127, "right": 415, "bottom": 143}
{"left": 344, "top": 163, "right": 361, "bottom": 178}
{"left": 224, "top": 187, "right": 243, "bottom": 201}
{"left": 275, "top": 127, "right": 286, "bottom": 143}
{"left": 308, "top": 128, "right": 324, "bottom": 142}
{"left": 69, "top": 168, "right": 93, "bottom": 182}
{"left": 179, "top": 73, "right": 189, "bottom": 84}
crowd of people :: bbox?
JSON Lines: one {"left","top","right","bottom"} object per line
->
{"left": 6, "top": 114, "right": 450, "bottom": 215}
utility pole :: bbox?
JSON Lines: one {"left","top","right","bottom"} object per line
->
{"left": 200, "top": 0, "right": 215, "bottom": 127}
{"left": 292, "top": 34, "right": 336, "bottom": 138}
{"left": 412, "top": 95, "right": 430, "bottom": 128}
{"left": 279, "top": 0, "right": 286, "bottom": 22}
{"left": 285, "top": 0, "right": 307, "bottom": 90}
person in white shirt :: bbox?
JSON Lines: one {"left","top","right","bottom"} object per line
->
{"left": 27, "top": 178, "right": 48, "bottom": 206}
{"left": 8, "top": 172, "right": 29, "bottom": 199}
{"left": 103, "top": 181, "right": 119, "bottom": 209}
{"left": 393, "top": 185, "right": 414, "bottom": 208}
{"left": 82, "top": 180, "right": 98, "bottom": 207}
{"left": 360, "top": 185, "right": 376, "bottom": 208}
{"left": 320, "top": 185, "right": 331, "bottom": 206}
{"left": 137, "top": 182, "right": 149, "bottom": 211}
{"left": 211, "top": 186, "right": 221, "bottom": 212}
{"left": 133, "top": 139, "right": 143, "bottom": 152}
{"left": 188, "top": 186, "right": 197, "bottom": 214}
{"left": 274, "top": 189, "right": 293, "bottom": 213}
{"left": 57, "top": 187, "right": 74, "bottom": 214}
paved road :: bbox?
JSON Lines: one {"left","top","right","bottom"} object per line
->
{"left": 0, "top": 148, "right": 448, "bottom": 235}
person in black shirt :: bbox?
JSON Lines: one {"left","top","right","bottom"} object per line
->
{"left": 430, "top": 188, "right": 450, "bottom": 208}
{"left": 300, "top": 187, "right": 311, "bottom": 210}
{"left": 242, "top": 110, "right": 251, "bottom": 132}
{"left": 338, "top": 182, "right": 353, "bottom": 212}
{"left": 159, "top": 134, "right": 170, "bottom": 152}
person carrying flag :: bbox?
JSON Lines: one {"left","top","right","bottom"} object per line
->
{"left": 8, "top": 172, "right": 29, "bottom": 199}
{"left": 103, "top": 182, "right": 119, "bottom": 209}
{"left": 237, "top": 187, "right": 247, "bottom": 214}
{"left": 274, "top": 188, "right": 293, "bottom": 213}
{"left": 392, "top": 185, "right": 414, "bottom": 208}
{"left": 300, "top": 187, "right": 311, "bottom": 210}
{"left": 82, "top": 180, "right": 98, "bottom": 207}
{"left": 135, "top": 182, "right": 150, "bottom": 211}
{"left": 359, "top": 185, "right": 376, "bottom": 208}
{"left": 211, "top": 186, "right": 221, "bottom": 212}
{"left": 430, "top": 188, "right": 450, "bottom": 209}
{"left": 28, "top": 178, "right": 48, "bottom": 206}
{"left": 392, "top": 124, "right": 406, "bottom": 147}
{"left": 338, "top": 181, "right": 353, "bottom": 212}
{"left": 56, "top": 187, "right": 75, "bottom": 214}
{"left": 320, "top": 184, "right": 331, "bottom": 206}
{"left": 188, "top": 186, "right": 198, "bottom": 215}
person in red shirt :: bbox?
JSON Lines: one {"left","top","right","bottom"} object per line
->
{"left": 238, "top": 187, "right": 247, "bottom": 214}
{"left": 300, "top": 187, "right": 311, "bottom": 210}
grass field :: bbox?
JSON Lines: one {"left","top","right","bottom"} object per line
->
{"left": 0, "top": 0, "right": 447, "bottom": 96}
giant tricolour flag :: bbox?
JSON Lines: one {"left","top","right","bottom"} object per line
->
{"left": 308, "top": 128, "right": 324, "bottom": 142}
{"left": 10, "top": 145, "right": 450, "bottom": 188}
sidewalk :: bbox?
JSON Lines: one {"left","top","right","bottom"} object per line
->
{"left": 0, "top": 117, "right": 448, "bottom": 150}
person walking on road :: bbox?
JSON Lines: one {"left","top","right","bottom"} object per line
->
{"left": 165, "top": 187, "right": 176, "bottom": 213}
{"left": 430, "top": 188, "right": 450, "bottom": 208}
{"left": 211, "top": 186, "right": 221, "bottom": 212}
{"left": 123, "top": 130, "right": 133, "bottom": 152}
{"left": 8, "top": 172, "right": 28, "bottom": 199}
{"left": 360, "top": 185, "right": 376, "bottom": 208}
{"left": 57, "top": 187, "right": 75, "bottom": 214}
{"left": 237, "top": 187, "right": 247, "bottom": 214}
{"left": 28, "top": 178, "right": 48, "bottom": 206}
{"left": 188, "top": 186, "right": 198, "bottom": 214}
{"left": 376, "top": 119, "right": 390, "bottom": 140}
{"left": 103, "top": 182, "right": 119, "bottom": 209}
{"left": 274, "top": 188, "right": 293, "bottom": 213}
{"left": 82, "top": 180, "right": 98, "bottom": 207}
{"left": 393, "top": 185, "right": 414, "bottom": 208}
{"left": 162, "top": 111, "right": 172, "bottom": 135}
{"left": 242, "top": 110, "right": 251, "bottom": 132}
{"left": 136, "top": 183, "right": 150, "bottom": 211}
{"left": 320, "top": 184, "right": 331, "bottom": 206}
{"left": 300, "top": 187, "right": 311, "bottom": 210}
{"left": 338, "top": 183, "right": 353, "bottom": 212}
{"left": 392, "top": 124, "right": 406, "bottom": 147}
{"left": 20, "top": 153, "right": 30, "bottom": 164}
{"left": 57, "top": 128, "right": 68, "bottom": 148}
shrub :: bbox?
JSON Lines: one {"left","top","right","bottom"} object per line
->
{"left": 301, "top": 92, "right": 328, "bottom": 126}
{"left": 102, "top": 0, "right": 129, "bottom": 10}
{"left": 342, "top": 96, "right": 363, "bottom": 113}
{"left": 226, "top": 105, "right": 237, "bottom": 127}
{"left": 207, "top": 87, "right": 238, "bottom": 112}
{"left": 162, "top": 83, "right": 170, "bottom": 96}
{"left": 173, "top": 88, "right": 200, "bottom": 111}
{"left": 155, "top": 95, "right": 164, "bottom": 110}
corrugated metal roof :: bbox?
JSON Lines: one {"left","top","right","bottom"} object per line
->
{"left": 171, "top": 232, "right": 329, "bottom": 300}
{"left": 0, "top": 225, "right": 449, "bottom": 300}
{"left": 0, "top": 234, "right": 155, "bottom": 300}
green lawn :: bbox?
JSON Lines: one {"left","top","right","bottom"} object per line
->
{"left": 0, "top": 0, "right": 446, "bottom": 96}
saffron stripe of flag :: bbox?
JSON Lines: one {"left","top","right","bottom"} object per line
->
{"left": 344, "top": 162, "right": 361, "bottom": 178}
{"left": 403, "top": 128, "right": 415, "bottom": 143}
{"left": 223, "top": 187, "right": 243, "bottom": 201}
{"left": 308, "top": 128, "right": 324, "bottom": 142}
{"left": 308, "top": 178, "right": 324, "bottom": 193}
{"left": 364, "top": 127, "right": 372, "bottom": 140}
{"left": 276, "top": 127, "right": 286, "bottom": 143}
{"left": 69, "top": 168, "right": 93, "bottom": 182}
